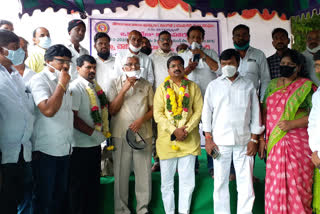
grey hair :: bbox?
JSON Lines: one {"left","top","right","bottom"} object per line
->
{"left": 121, "top": 54, "right": 140, "bottom": 67}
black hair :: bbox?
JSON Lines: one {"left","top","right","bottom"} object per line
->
{"left": 314, "top": 50, "right": 320, "bottom": 61}
{"left": 281, "top": 49, "right": 308, "bottom": 78}
{"left": 76, "top": 54, "right": 96, "bottom": 67}
{"left": 219, "top": 49, "right": 240, "bottom": 64}
{"left": 232, "top": 24, "right": 250, "bottom": 35}
{"left": 158, "top": 31, "right": 171, "bottom": 39}
{"left": 0, "top": 29, "right": 19, "bottom": 47}
{"left": 94, "top": 32, "right": 111, "bottom": 43}
{"left": 0, "top": 20, "right": 13, "bottom": 28}
{"left": 271, "top": 28, "right": 289, "bottom": 38}
{"left": 167, "top": 55, "right": 184, "bottom": 69}
{"left": 187, "top": 26, "right": 205, "bottom": 39}
{"left": 44, "top": 44, "right": 72, "bottom": 61}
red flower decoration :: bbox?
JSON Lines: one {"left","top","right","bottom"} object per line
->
{"left": 182, "top": 85, "right": 186, "bottom": 89}
{"left": 97, "top": 90, "right": 103, "bottom": 96}
{"left": 166, "top": 94, "right": 170, "bottom": 99}
{"left": 96, "top": 123, "right": 102, "bottom": 126}
{"left": 183, "top": 108, "right": 188, "bottom": 112}
{"left": 91, "top": 106, "right": 99, "bottom": 111}
{"left": 184, "top": 93, "right": 190, "bottom": 98}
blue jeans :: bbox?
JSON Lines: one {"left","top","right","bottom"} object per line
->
{"left": 32, "top": 152, "right": 70, "bottom": 214}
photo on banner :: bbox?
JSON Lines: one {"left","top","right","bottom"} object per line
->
{"left": 89, "top": 19, "right": 221, "bottom": 56}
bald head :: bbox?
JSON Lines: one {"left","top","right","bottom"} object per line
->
{"left": 307, "top": 30, "right": 320, "bottom": 50}
{"left": 33, "top": 27, "right": 50, "bottom": 46}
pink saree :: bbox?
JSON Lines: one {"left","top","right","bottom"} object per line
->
{"left": 264, "top": 78, "right": 316, "bottom": 214}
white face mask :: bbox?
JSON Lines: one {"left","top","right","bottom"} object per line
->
{"left": 307, "top": 45, "right": 320, "bottom": 54}
{"left": 221, "top": 65, "right": 237, "bottom": 78}
{"left": 38, "top": 36, "right": 51, "bottom": 49}
{"left": 129, "top": 43, "right": 141, "bottom": 53}
{"left": 191, "top": 41, "right": 201, "bottom": 50}
{"left": 125, "top": 70, "right": 140, "bottom": 78}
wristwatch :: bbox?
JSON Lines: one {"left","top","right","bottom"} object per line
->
{"left": 250, "top": 138, "right": 259, "bottom": 144}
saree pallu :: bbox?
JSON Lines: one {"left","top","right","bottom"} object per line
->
{"left": 264, "top": 78, "right": 315, "bottom": 214}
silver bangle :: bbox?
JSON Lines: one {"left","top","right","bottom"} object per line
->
{"left": 250, "top": 138, "right": 259, "bottom": 144}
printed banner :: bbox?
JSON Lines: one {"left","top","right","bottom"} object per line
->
{"left": 89, "top": 19, "right": 220, "bottom": 56}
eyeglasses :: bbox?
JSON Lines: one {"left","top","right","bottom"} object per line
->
{"left": 169, "top": 64, "right": 184, "bottom": 69}
{"left": 54, "top": 58, "right": 72, "bottom": 65}
{"left": 124, "top": 63, "right": 140, "bottom": 68}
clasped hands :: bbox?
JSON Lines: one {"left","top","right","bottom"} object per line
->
{"left": 173, "top": 126, "right": 188, "bottom": 141}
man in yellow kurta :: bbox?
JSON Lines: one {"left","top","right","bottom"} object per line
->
{"left": 153, "top": 55, "right": 203, "bottom": 214}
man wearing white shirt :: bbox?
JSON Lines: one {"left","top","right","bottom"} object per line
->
{"left": 202, "top": 49, "right": 264, "bottom": 214}
{"left": 69, "top": 55, "right": 107, "bottom": 214}
{"left": 0, "top": 30, "right": 34, "bottom": 214}
{"left": 114, "top": 30, "right": 154, "bottom": 85}
{"left": 29, "top": 44, "right": 73, "bottom": 214}
{"left": 94, "top": 32, "right": 116, "bottom": 93}
{"left": 308, "top": 50, "right": 320, "bottom": 168}
{"left": 233, "top": 24, "right": 271, "bottom": 101}
{"left": 66, "top": 19, "right": 89, "bottom": 81}
{"left": 14, "top": 37, "right": 36, "bottom": 84}
{"left": 302, "top": 30, "right": 320, "bottom": 86}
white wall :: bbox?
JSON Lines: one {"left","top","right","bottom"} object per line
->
{"left": 0, "top": 0, "right": 290, "bottom": 57}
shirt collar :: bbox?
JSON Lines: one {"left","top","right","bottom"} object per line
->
{"left": 96, "top": 56, "right": 114, "bottom": 64}
{"left": 220, "top": 72, "right": 241, "bottom": 83}
{"left": 156, "top": 49, "right": 175, "bottom": 57}
{"left": 66, "top": 40, "right": 84, "bottom": 51}
{"left": 44, "top": 67, "right": 59, "bottom": 81}
{"left": 78, "top": 76, "right": 95, "bottom": 88}
{"left": 126, "top": 49, "right": 142, "bottom": 56}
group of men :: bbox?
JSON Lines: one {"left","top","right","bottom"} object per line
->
{"left": 1, "top": 17, "right": 320, "bottom": 214}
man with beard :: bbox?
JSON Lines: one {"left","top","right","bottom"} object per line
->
{"left": 232, "top": 24, "right": 270, "bottom": 101}
{"left": 94, "top": 32, "right": 116, "bottom": 93}
{"left": 150, "top": 31, "right": 177, "bottom": 172}
{"left": 114, "top": 30, "right": 154, "bottom": 85}
{"left": 140, "top": 37, "right": 152, "bottom": 56}
{"left": 26, "top": 27, "right": 52, "bottom": 73}
{"left": 267, "top": 28, "right": 290, "bottom": 79}
{"left": 69, "top": 55, "right": 108, "bottom": 214}
{"left": 65, "top": 19, "right": 89, "bottom": 81}
{"left": 302, "top": 30, "right": 320, "bottom": 86}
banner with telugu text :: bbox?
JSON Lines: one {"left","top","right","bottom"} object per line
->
{"left": 89, "top": 19, "right": 220, "bottom": 56}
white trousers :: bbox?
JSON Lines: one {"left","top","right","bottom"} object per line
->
{"left": 160, "top": 155, "right": 196, "bottom": 214}
{"left": 213, "top": 145, "right": 254, "bottom": 214}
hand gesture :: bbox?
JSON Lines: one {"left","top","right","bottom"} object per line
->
{"left": 205, "top": 137, "right": 218, "bottom": 156}
{"left": 129, "top": 118, "right": 143, "bottom": 133}
{"left": 59, "top": 69, "right": 71, "bottom": 86}
{"left": 187, "top": 58, "right": 198, "bottom": 72}
{"left": 277, "top": 120, "right": 293, "bottom": 132}
{"left": 122, "top": 77, "right": 136, "bottom": 92}
{"left": 246, "top": 140, "right": 258, "bottom": 156}
{"left": 173, "top": 126, "right": 188, "bottom": 141}
{"left": 191, "top": 48, "right": 205, "bottom": 58}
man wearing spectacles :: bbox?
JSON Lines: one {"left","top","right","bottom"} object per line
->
{"left": 28, "top": 44, "right": 74, "bottom": 214}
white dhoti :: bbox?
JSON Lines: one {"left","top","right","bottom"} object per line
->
{"left": 160, "top": 155, "right": 196, "bottom": 214}
{"left": 213, "top": 145, "right": 254, "bottom": 214}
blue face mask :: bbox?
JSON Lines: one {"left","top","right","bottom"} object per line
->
{"left": 38, "top": 36, "right": 51, "bottom": 49}
{"left": 3, "top": 47, "right": 25, "bottom": 65}
{"left": 234, "top": 41, "right": 250, "bottom": 51}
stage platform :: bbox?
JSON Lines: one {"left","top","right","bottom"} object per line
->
{"left": 100, "top": 149, "right": 266, "bottom": 214}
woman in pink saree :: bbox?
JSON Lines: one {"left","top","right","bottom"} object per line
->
{"left": 261, "top": 50, "right": 316, "bottom": 214}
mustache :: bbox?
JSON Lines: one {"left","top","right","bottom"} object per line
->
{"left": 174, "top": 69, "right": 181, "bottom": 73}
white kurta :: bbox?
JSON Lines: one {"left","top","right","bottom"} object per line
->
{"left": 308, "top": 88, "right": 320, "bottom": 158}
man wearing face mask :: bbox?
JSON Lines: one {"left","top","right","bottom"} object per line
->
{"left": 69, "top": 55, "right": 108, "bottom": 214}
{"left": 108, "top": 55, "right": 154, "bottom": 214}
{"left": 202, "top": 49, "right": 264, "bottom": 214}
{"left": 302, "top": 30, "right": 320, "bottom": 86}
{"left": 114, "top": 30, "right": 154, "bottom": 86}
{"left": 94, "top": 32, "right": 116, "bottom": 93}
{"left": 29, "top": 44, "right": 73, "bottom": 214}
{"left": 66, "top": 19, "right": 89, "bottom": 81}
{"left": 26, "top": 27, "right": 51, "bottom": 74}
{"left": 0, "top": 29, "right": 34, "bottom": 214}
{"left": 140, "top": 37, "right": 152, "bottom": 56}
{"left": 232, "top": 24, "right": 270, "bottom": 101}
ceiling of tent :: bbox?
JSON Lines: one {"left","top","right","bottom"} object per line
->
{"left": 19, "top": 0, "right": 320, "bottom": 18}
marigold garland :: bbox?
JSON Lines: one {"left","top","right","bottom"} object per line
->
{"left": 164, "top": 76, "right": 190, "bottom": 151}
{"left": 86, "top": 80, "right": 113, "bottom": 150}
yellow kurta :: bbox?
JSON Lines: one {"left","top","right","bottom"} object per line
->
{"left": 154, "top": 80, "right": 203, "bottom": 160}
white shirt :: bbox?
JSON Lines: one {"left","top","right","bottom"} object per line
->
{"left": 150, "top": 49, "right": 177, "bottom": 89}
{"left": 202, "top": 74, "right": 264, "bottom": 146}
{"left": 70, "top": 77, "right": 106, "bottom": 148}
{"left": 95, "top": 56, "right": 117, "bottom": 93}
{"left": 237, "top": 46, "right": 271, "bottom": 101}
{"left": 179, "top": 48, "right": 220, "bottom": 96}
{"left": 65, "top": 40, "right": 89, "bottom": 81}
{"left": 308, "top": 88, "right": 320, "bottom": 158}
{"left": 29, "top": 68, "right": 74, "bottom": 156}
{"left": 302, "top": 50, "right": 320, "bottom": 86}
{"left": 0, "top": 65, "right": 34, "bottom": 164}
{"left": 22, "top": 65, "right": 36, "bottom": 84}
{"left": 114, "top": 49, "right": 154, "bottom": 85}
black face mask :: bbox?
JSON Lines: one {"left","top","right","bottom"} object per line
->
{"left": 280, "top": 65, "right": 295, "bottom": 77}
{"left": 98, "top": 51, "right": 110, "bottom": 60}
{"left": 140, "top": 47, "right": 152, "bottom": 55}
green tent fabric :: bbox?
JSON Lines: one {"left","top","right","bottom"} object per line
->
{"left": 19, "top": 0, "right": 320, "bottom": 18}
